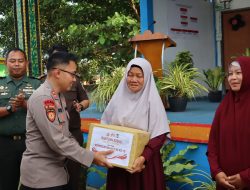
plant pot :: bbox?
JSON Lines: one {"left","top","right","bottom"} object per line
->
{"left": 168, "top": 96, "right": 188, "bottom": 112}
{"left": 208, "top": 91, "right": 222, "bottom": 102}
{"left": 160, "top": 95, "right": 170, "bottom": 110}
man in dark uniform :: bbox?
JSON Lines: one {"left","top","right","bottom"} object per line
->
{"left": 0, "top": 48, "right": 41, "bottom": 190}
{"left": 20, "top": 52, "right": 112, "bottom": 190}
{"left": 48, "top": 44, "right": 90, "bottom": 190}
{"left": 63, "top": 78, "right": 90, "bottom": 190}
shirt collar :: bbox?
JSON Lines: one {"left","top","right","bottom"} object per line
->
{"left": 6, "top": 75, "right": 29, "bottom": 84}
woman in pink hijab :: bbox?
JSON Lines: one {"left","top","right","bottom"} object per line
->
{"left": 101, "top": 58, "right": 170, "bottom": 190}
{"left": 207, "top": 57, "right": 250, "bottom": 190}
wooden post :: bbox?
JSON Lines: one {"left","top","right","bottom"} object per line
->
{"left": 129, "top": 30, "right": 176, "bottom": 77}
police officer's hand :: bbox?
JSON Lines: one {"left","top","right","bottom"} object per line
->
{"left": 93, "top": 150, "right": 113, "bottom": 168}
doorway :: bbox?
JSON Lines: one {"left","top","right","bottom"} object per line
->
{"left": 222, "top": 8, "right": 250, "bottom": 88}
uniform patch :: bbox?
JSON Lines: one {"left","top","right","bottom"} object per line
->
{"left": 44, "top": 99, "right": 56, "bottom": 122}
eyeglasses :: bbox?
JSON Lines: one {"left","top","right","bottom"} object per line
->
{"left": 52, "top": 68, "right": 80, "bottom": 78}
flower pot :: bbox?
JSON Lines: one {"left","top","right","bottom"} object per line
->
{"left": 168, "top": 97, "right": 188, "bottom": 112}
{"left": 208, "top": 91, "right": 222, "bottom": 102}
{"left": 160, "top": 95, "right": 170, "bottom": 110}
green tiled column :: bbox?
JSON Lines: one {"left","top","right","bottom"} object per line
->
{"left": 13, "top": 0, "right": 42, "bottom": 77}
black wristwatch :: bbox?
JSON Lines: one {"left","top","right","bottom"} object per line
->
{"left": 6, "top": 105, "right": 13, "bottom": 113}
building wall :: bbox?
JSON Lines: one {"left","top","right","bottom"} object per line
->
{"left": 215, "top": 0, "right": 250, "bottom": 67}
{"left": 227, "top": 0, "right": 250, "bottom": 10}
{"left": 153, "top": 0, "right": 216, "bottom": 72}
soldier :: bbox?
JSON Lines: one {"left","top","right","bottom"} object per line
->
{"left": 0, "top": 48, "right": 41, "bottom": 190}
{"left": 20, "top": 52, "right": 112, "bottom": 190}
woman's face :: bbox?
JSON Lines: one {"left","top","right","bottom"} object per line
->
{"left": 227, "top": 65, "right": 243, "bottom": 92}
{"left": 126, "top": 66, "right": 144, "bottom": 93}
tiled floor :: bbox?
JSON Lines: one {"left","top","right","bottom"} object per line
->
{"left": 81, "top": 99, "right": 220, "bottom": 124}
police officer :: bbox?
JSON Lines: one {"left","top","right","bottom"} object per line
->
{"left": 47, "top": 44, "right": 90, "bottom": 190}
{"left": 20, "top": 52, "right": 112, "bottom": 190}
{"left": 0, "top": 48, "right": 41, "bottom": 190}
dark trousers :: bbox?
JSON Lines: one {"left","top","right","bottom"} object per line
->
{"left": 20, "top": 184, "right": 69, "bottom": 190}
{"left": 67, "top": 129, "right": 86, "bottom": 190}
{"left": 0, "top": 136, "right": 26, "bottom": 190}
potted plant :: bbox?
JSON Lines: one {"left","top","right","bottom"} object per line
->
{"left": 161, "top": 141, "right": 198, "bottom": 189}
{"left": 157, "top": 62, "right": 208, "bottom": 112}
{"left": 173, "top": 50, "right": 194, "bottom": 70}
{"left": 202, "top": 66, "right": 225, "bottom": 102}
{"left": 91, "top": 66, "right": 125, "bottom": 111}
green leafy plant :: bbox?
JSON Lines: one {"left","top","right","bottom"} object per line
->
{"left": 231, "top": 48, "right": 250, "bottom": 59}
{"left": 203, "top": 66, "right": 224, "bottom": 92}
{"left": 242, "top": 48, "right": 250, "bottom": 57}
{"left": 173, "top": 51, "right": 194, "bottom": 70}
{"left": 157, "top": 63, "right": 208, "bottom": 98}
{"left": 161, "top": 142, "right": 215, "bottom": 190}
{"left": 91, "top": 66, "right": 125, "bottom": 111}
{"left": 177, "top": 169, "right": 216, "bottom": 190}
{"left": 161, "top": 142, "right": 198, "bottom": 186}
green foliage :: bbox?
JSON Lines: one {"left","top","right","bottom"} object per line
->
{"left": 172, "top": 51, "right": 194, "bottom": 70}
{"left": 161, "top": 142, "right": 198, "bottom": 186}
{"left": 0, "top": 0, "right": 15, "bottom": 55}
{"left": 242, "top": 48, "right": 250, "bottom": 57}
{"left": 157, "top": 63, "right": 208, "bottom": 98}
{"left": 0, "top": 0, "right": 140, "bottom": 81}
{"left": 178, "top": 169, "right": 216, "bottom": 190}
{"left": 231, "top": 48, "right": 250, "bottom": 59}
{"left": 162, "top": 142, "right": 215, "bottom": 190}
{"left": 91, "top": 66, "right": 125, "bottom": 111}
{"left": 203, "top": 66, "right": 225, "bottom": 92}
{"left": 40, "top": 1, "right": 139, "bottom": 82}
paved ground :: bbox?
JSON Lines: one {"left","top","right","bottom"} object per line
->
{"left": 86, "top": 186, "right": 98, "bottom": 190}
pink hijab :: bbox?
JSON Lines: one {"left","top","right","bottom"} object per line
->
{"left": 101, "top": 58, "right": 170, "bottom": 139}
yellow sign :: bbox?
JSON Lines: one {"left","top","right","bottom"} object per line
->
{"left": 0, "top": 58, "right": 6, "bottom": 77}
{"left": 0, "top": 58, "right": 4, "bottom": 64}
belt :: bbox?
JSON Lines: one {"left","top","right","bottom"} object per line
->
{"left": 0, "top": 134, "right": 25, "bottom": 141}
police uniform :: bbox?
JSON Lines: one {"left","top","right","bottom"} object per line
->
{"left": 63, "top": 78, "right": 89, "bottom": 190}
{"left": 0, "top": 75, "right": 41, "bottom": 190}
{"left": 20, "top": 80, "right": 94, "bottom": 189}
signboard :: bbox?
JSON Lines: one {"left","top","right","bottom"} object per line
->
{"left": 0, "top": 58, "right": 6, "bottom": 77}
{"left": 87, "top": 123, "right": 150, "bottom": 169}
